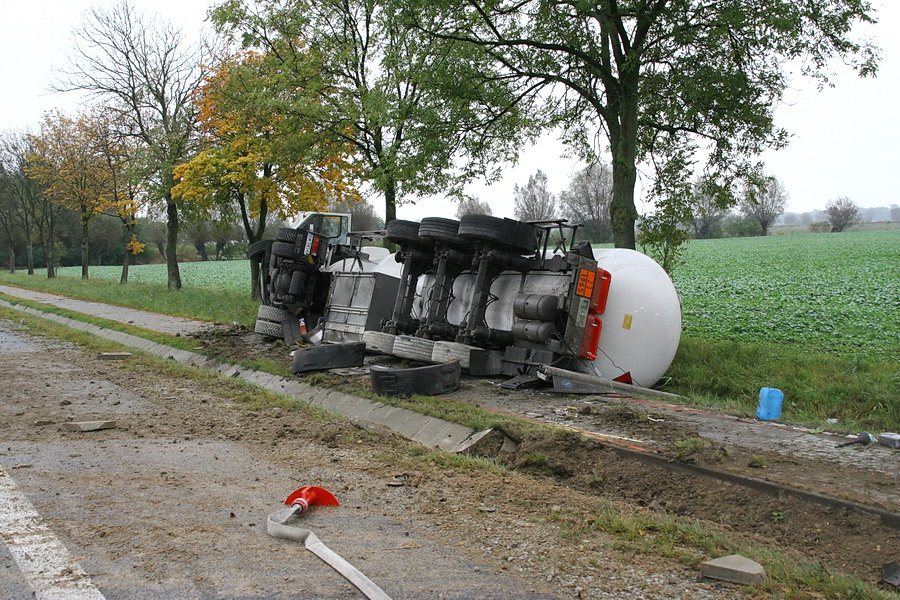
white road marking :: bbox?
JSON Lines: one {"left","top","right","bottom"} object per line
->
{"left": 0, "top": 464, "right": 106, "bottom": 600}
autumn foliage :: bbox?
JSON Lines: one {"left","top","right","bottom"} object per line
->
{"left": 173, "top": 52, "right": 360, "bottom": 234}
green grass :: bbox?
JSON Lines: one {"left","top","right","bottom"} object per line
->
{"left": 662, "top": 336, "right": 899, "bottom": 431}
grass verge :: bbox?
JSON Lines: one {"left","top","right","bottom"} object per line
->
{"left": 586, "top": 501, "right": 895, "bottom": 600}
{"left": 0, "top": 272, "right": 259, "bottom": 326}
{"left": 0, "top": 294, "right": 295, "bottom": 378}
{"left": 662, "top": 336, "right": 899, "bottom": 432}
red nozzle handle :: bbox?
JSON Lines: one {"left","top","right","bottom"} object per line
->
{"left": 284, "top": 486, "right": 340, "bottom": 508}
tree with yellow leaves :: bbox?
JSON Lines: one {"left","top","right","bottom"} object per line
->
{"left": 174, "top": 51, "right": 360, "bottom": 298}
{"left": 89, "top": 110, "right": 148, "bottom": 283}
{"left": 27, "top": 110, "right": 115, "bottom": 280}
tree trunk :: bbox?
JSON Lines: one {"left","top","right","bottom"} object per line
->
{"left": 384, "top": 177, "right": 397, "bottom": 225}
{"left": 81, "top": 220, "right": 90, "bottom": 280}
{"left": 383, "top": 177, "right": 398, "bottom": 252}
{"left": 26, "top": 231, "right": 34, "bottom": 275}
{"left": 7, "top": 246, "right": 15, "bottom": 274}
{"left": 608, "top": 79, "right": 640, "bottom": 250}
{"left": 239, "top": 192, "right": 267, "bottom": 302}
{"left": 165, "top": 194, "right": 181, "bottom": 289}
{"left": 120, "top": 248, "right": 131, "bottom": 284}
{"left": 250, "top": 260, "right": 262, "bottom": 302}
{"left": 194, "top": 240, "right": 209, "bottom": 261}
{"left": 44, "top": 238, "right": 56, "bottom": 279}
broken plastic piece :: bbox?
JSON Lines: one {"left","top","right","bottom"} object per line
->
{"left": 370, "top": 361, "right": 460, "bottom": 397}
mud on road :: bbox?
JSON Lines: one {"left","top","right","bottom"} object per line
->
{"left": 1, "top": 318, "right": 898, "bottom": 599}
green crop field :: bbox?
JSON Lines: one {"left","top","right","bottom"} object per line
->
{"left": 53, "top": 260, "right": 256, "bottom": 294}
{"left": 674, "top": 230, "right": 899, "bottom": 358}
{"left": 50, "top": 229, "right": 899, "bottom": 358}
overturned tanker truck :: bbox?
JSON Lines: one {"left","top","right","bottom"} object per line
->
{"left": 248, "top": 211, "right": 682, "bottom": 393}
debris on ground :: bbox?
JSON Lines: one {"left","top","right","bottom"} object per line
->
{"left": 98, "top": 352, "right": 133, "bottom": 360}
{"left": 60, "top": 420, "right": 118, "bottom": 432}
{"left": 700, "top": 554, "right": 766, "bottom": 585}
{"left": 836, "top": 432, "right": 876, "bottom": 448}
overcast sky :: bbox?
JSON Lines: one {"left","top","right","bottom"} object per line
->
{"left": 2, "top": 0, "right": 896, "bottom": 222}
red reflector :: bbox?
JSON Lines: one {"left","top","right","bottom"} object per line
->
{"left": 613, "top": 372, "right": 633, "bottom": 384}
{"left": 590, "top": 268, "right": 612, "bottom": 314}
{"left": 579, "top": 315, "right": 603, "bottom": 360}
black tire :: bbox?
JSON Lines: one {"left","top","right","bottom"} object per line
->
{"left": 254, "top": 319, "right": 283, "bottom": 339}
{"left": 247, "top": 239, "right": 272, "bottom": 261}
{"left": 370, "top": 361, "right": 461, "bottom": 397}
{"left": 257, "top": 305, "right": 290, "bottom": 323}
{"left": 457, "top": 214, "right": 504, "bottom": 244}
{"left": 276, "top": 227, "right": 300, "bottom": 243}
{"left": 459, "top": 215, "right": 537, "bottom": 255}
{"left": 431, "top": 341, "right": 474, "bottom": 370}
{"left": 418, "top": 217, "right": 464, "bottom": 247}
{"left": 385, "top": 220, "right": 422, "bottom": 246}
{"left": 392, "top": 335, "right": 436, "bottom": 362}
{"left": 363, "top": 331, "right": 396, "bottom": 355}
{"left": 272, "top": 241, "right": 297, "bottom": 258}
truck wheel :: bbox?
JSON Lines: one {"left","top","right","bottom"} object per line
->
{"left": 431, "top": 341, "right": 475, "bottom": 370}
{"left": 248, "top": 239, "right": 272, "bottom": 261}
{"left": 272, "top": 241, "right": 297, "bottom": 258}
{"left": 385, "top": 220, "right": 422, "bottom": 246}
{"left": 257, "top": 305, "right": 291, "bottom": 323}
{"left": 459, "top": 215, "right": 537, "bottom": 255}
{"left": 392, "top": 335, "right": 436, "bottom": 362}
{"left": 276, "top": 227, "right": 299, "bottom": 243}
{"left": 363, "top": 331, "right": 396, "bottom": 355}
{"left": 254, "top": 319, "right": 283, "bottom": 339}
{"left": 457, "top": 214, "right": 504, "bottom": 244}
{"left": 418, "top": 217, "right": 464, "bottom": 248}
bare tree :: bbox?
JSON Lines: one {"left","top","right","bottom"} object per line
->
{"left": 687, "top": 180, "right": 729, "bottom": 239}
{"left": 455, "top": 196, "right": 493, "bottom": 219}
{"left": 825, "top": 197, "right": 860, "bottom": 232}
{"left": 514, "top": 170, "right": 557, "bottom": 222}
{"left": 56, "top": 1, "right": 210, "bottom": 289}
{"left": 182, "top": 220, "right": 212, "bottom": 261}
{"left": 0, "top": 131, "right": 41, "bottom": 274}
{"left": 0, "top": 164, "right": 26, "bottom": 273}
{"left": 739, "top": 176, "right": 787, "bottom": 236}
{"left": 327, "top": 198, "right": 385, "bottom": 231}
{"left": 559, "top": 163, "right": 613, "bottom": 243}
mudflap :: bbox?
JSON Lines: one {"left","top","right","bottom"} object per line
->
{"left": 369, "top": 361, "right": 461, "bottom": 398}
{"left": 292, "top": 342, "right": 366, "bottom": 374}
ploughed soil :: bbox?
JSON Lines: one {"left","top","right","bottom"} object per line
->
{"left": 191, "top": 325, "right": 900, "bottom": 588}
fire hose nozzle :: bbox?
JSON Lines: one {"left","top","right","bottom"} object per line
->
{"left": 284, "top": 486, "right": 340, "bottom": 511}
{"left": 836, "top": 432, "right": 876, "bottom": 448}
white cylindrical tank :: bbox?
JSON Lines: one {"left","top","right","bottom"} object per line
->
{"left": 587, "top": 248, "right": 682, "bottom": 388}
{"left": 364, "top": 249, "right": 681, "bottom": 388}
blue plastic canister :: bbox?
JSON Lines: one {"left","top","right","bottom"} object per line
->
{"left": 756, "top": 387, "right": 784, "bottom": 421}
